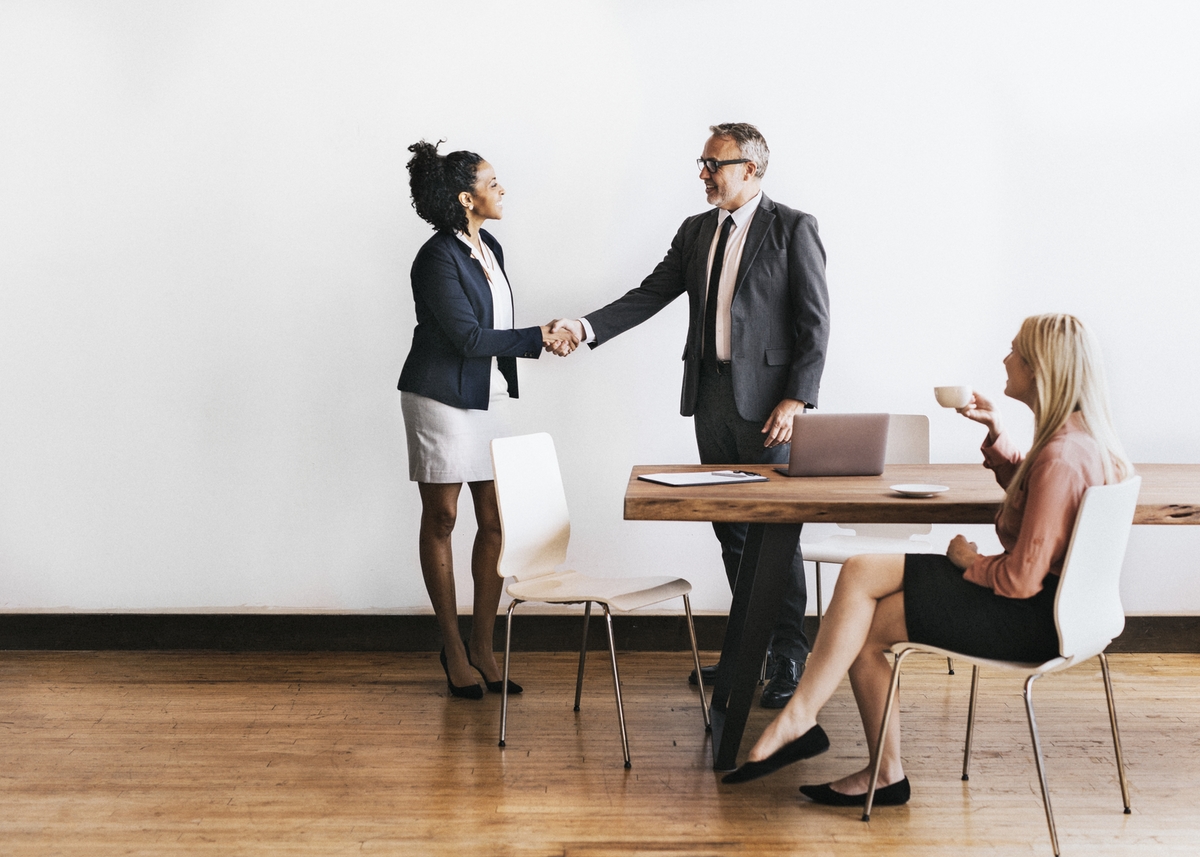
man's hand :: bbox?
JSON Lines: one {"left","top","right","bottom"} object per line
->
{"left": 550, "top": 318, "right": 584, "bottom": 341}
{"left": 761, "top": 398, "right": 806, "bottom": 448}
{"left": 946, "top": 534, "right": 980, "bottom": 570}
{"left": 540, "top": 321, "right": 579, "bottom": 357}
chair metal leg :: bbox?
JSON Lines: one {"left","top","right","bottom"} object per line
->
{"left": 947, "top": 657, "right": 955, "bottom": 675}
{"left": 682, "top": 594, "right": 711, "bottom": 730}
{"left": 815, "top": 561, "right": 824, "bottom": 622}
{"left": 962, "top": 665, "right": 981, "bottom": 781}
{"left": 759, "top": 651, "right": 769, "bottom": 684}
{"left": 1023, "top": 673, "right": 1061, "bottom": 857}
{"left": 864, "top": 648, "right": 912, "bottom": 821}
{"left": 1099, "top": 653, "right": 1132, "bottom": 813}
{"left": 498, "top": 599, "right": 521, "bottom": 749}
{"left": 602, "top": 605, "right": 632, "bottom": 768}
{"left": 574, "top": 602, "right": 593, "bottom": 712}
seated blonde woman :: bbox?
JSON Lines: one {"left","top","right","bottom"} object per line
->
{"left": 722, "top": 313, "right": 1133, "bottom": 806}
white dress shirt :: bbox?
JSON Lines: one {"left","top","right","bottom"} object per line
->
{"left": 578, "top": 191, "right": 763, "bottom": 360}
{"left": 705, "top": 191, "right": 762, "bottom": 361}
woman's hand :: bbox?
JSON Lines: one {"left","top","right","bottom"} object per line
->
{"left": 540, "top": 323, "right": 578, "bottom": 357}
{"left": 957, "top": 391, "right": 1003, "bottom": 443}
{"left": 946, "top": 535, "right": 980, "bottom": 570}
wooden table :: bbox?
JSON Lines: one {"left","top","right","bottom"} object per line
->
{"left": 623, "top": 462, "right": 1200, "bottom": 770}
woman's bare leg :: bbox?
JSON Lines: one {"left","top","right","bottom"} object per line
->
{"left": 465, "top": 479, "right": 505, "bottom": 681}
{"left": 830, "top": 590, "right": 908, "bottom": 793}
{"left": 746, "top": 554, "right": 906, "bottom": 763}
{"left": 417, "top": 481, "right": 475, "bottom": 688}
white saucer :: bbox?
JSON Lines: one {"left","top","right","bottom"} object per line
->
{"left": 890, "top": 483, "right": 949, "bottom": 498}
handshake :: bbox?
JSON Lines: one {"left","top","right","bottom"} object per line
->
{"left": 539, "top": 318, "right": 585, "bottom": 357}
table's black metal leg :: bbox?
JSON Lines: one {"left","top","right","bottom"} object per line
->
{"left": 710, "top": 521, "right": 803, "bottom": 771}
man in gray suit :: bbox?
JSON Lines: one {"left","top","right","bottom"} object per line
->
{"left": 551, "top": 123, "right": 830, "bottom": 708}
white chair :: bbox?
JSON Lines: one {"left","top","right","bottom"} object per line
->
{"left": 801, "top": 414, "right": 939, "bottom": 616}
{"left": 490, "top": 432, "right": 710, "bottom": 769}
{"left": 863, "top": 476, "right": 1141, "bottom": 857}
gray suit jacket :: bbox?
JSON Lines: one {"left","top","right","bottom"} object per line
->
{"left": 584, "top": 194, "right": 830, "bottom": 422}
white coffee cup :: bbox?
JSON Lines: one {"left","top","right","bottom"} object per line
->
{"left": 934, "top": 385, "right": 973, "bottom": 409}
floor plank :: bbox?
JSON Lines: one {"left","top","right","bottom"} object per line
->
{"left": 0, "top": 651, "right": 1196, "bottom": 855}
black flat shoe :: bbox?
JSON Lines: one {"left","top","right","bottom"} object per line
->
{"left": 799, "top": 776, "right": 910, "bottom": 807}
{"left": 465, "top": 647, "right": 522, "bottom": 695}
{"left": 721, "top": 724, "right": 830, "bottom": 784}
{"left": 439, "top": 647, "right": 483, "bottom": 700}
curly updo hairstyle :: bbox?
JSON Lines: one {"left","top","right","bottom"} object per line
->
{"left": 406, "top": 140, "right": 484, "bottom": 233}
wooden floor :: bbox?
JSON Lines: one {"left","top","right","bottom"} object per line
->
{"left": 1, "top": 651, "right": 1197, "bottom": 856}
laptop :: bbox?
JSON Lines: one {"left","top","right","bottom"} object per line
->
{"left": 774, "top": 413, "right": 891, "bottom": 477}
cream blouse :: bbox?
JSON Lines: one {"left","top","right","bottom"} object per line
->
{"left": 457, "top": 232, "right": 514, "bottom": 397}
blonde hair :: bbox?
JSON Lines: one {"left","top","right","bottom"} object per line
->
{"left": 1005, "top": 314, "right": 1133, "bottom": 510}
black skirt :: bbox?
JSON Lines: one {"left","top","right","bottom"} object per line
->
{"left": 903, "top": 553, "right": 1060, "bottom": 663}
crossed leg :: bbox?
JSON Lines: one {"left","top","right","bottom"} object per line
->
{"left": 746, "top": 553, "right": 910, "bottom": 792}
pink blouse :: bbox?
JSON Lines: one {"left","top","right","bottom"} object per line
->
{"left": 963, "top": 413, "right": 1107, "bottom": 599}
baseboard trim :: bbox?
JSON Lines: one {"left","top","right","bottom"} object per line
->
{"left": 0, "top": 613, "right": 1196, "bottom": 653}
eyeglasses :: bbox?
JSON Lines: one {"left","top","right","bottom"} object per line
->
{"left": 697, "top": 157, "right": 750, "bottom": 173}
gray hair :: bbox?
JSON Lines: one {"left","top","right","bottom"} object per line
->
{"left": 709, "top": 122, "right": 769, "bottom": 179}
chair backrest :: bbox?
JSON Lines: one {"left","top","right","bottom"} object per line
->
{"left": 1054, "top": 476, "right": 1141, "bottom": 660}
{"left": 846, "top": 414, "right": 932, "bottom": 538}
{"left": 490, "top": 433, "right": 571, "bottom": 581}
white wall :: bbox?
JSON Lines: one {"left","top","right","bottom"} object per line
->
{"left": 2, "top": 1, "right": 1198, "bottom": 615}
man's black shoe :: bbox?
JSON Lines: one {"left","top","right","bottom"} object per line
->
{"left": 688, "top": 663, "right": 720, "bottom": 686}
{"left": 760, "top": 657, "right": 803, "bottom": 708}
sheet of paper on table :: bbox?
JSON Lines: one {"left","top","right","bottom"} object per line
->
{"left": 636, "top": 470, "right": 769, "bottom": 487}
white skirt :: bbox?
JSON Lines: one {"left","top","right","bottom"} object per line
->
{"left": 400, "top": 366, "right": 514, "bottom": 484}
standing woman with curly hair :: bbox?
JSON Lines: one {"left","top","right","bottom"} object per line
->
{"left": 399, "top": 140, "right": 577, "bottom": 699}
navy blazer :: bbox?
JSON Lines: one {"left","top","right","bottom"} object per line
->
{"left": 397, "top": 229, "right": 542, "bottom": 410}
{"left": 585, "top": 194, "right": 829, "bottom": 422}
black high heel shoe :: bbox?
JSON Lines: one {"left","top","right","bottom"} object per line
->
{"left": 439, "top": 647, "right": 483, "bottom": 700}
{"left": 466, "top": 646, "right": 523, "bottom": 694}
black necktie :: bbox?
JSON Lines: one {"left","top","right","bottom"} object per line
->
{"left": 703, "top": 214, "right": 736, "bottom": 369}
